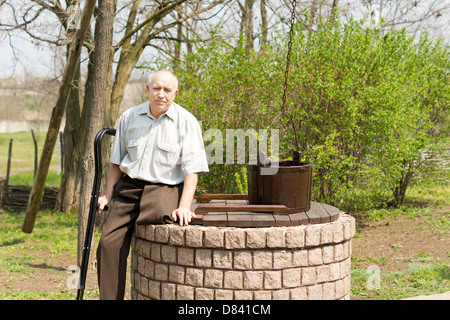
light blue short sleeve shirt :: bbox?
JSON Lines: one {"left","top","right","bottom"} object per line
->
{"left": 109, "top": 101, "right": 209, "bottom": 185}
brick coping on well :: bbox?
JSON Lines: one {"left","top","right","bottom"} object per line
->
{"left": 131, "top": 213, "right": 356, "bottom": 300}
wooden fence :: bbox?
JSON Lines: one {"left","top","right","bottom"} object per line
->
{"left": 0, "top": 129, "right": 60, "bottom": 212}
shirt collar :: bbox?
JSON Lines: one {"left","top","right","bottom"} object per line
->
{"left": 139, "top": 102, "right": 177, "bottom": 121}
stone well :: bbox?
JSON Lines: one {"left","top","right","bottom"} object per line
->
{"left": 130, "top": 209, "right": 355, "bottom": 300}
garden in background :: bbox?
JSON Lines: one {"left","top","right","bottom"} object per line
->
{"left": 0, "top": 17, "right": 448, "bottom": 300}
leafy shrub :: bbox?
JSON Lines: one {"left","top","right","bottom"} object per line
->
{"left": 155, "top": 18, "right": 449, "bottom": 211}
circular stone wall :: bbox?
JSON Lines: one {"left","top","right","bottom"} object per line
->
{"left": 130, "top": 213, "right": 355, "bottom": 300}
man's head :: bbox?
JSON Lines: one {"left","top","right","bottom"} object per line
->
{"left": 146, "top": 70, "right": 179, "bottom": 119}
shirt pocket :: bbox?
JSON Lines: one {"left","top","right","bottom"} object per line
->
{"left": 126, "top": 138, "right": 141, "bottom": 162}
{"left": 157, "top": 140, "right": 181, "bottom": 166}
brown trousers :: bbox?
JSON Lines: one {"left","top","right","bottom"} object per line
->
{"left": 96, "top": 174, "right": 183, "bottom": 300}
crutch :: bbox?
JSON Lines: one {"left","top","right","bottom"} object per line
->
{"left": 76, "top": 127, "right": 116, "bottom": 300}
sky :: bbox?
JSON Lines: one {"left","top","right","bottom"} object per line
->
{"left": 1, "top": 0, "right": 449, "bottom": 80}
{"left": 0, "top": 35, "right": 57, "bottom": 79}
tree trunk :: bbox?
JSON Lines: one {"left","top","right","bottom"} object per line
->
{"left": 260, "top": 0, "right": 268, "bottom": 46}
{"left": 22, "top": 0, "right": 97, "bottom": 233}
{"left": 77, "top": 0, "right": 116, "bottom": 265}
{"left": 239, "top": 0, "right": 255, "bottom": 53}
{"left": 55, "top": 57, "right": 82, "bottom": 214}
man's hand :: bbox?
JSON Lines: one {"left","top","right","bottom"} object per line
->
{"left": 171, "top": 206, "right": 196, "bottom": 226}
{"left": 97, "top": 195, "right": 110, "bottom": 213}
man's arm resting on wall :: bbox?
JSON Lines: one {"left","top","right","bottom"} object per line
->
{"left": 171, "top": 173, "right": 198, "bottom": 226}
{"left": 97, "top": 163, "right": 123, "bottom": 212}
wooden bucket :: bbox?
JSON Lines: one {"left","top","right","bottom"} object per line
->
{"left": 247, "top": 159, "right": 313, "bottom": 213}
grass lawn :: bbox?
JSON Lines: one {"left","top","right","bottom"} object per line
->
{"left": 0, "top": 131, "right": 60, "bottom": 186}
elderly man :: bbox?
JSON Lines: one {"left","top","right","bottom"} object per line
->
{"left": 96, "top": 70, "right": 209, "bottom": 300}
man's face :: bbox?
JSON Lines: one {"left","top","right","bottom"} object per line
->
{"left": 146, "top": 71, "right": 179, "bottom": 119}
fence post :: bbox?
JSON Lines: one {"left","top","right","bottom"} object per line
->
{"left": 6, "top": 138, "right": 13, "bottom": 187}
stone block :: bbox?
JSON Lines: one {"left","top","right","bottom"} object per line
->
{"left": 305, "top": 226, "right": 320, "bottom": 247}
{"left": 150, "top": 243, "right": 161, "bottom": 262}
{"left": 161, "top": 282, "right": 176, "bottom": 300}
{"left": 253, "top": 250, "right": 272, "bottom": 269}
{"left": 178, "top": 247, "right": 194, "bottom": 266}
{"left": 244, "top": 271, "right": 263, "bottom": 289}
{"left": 195, "top": 249, "right": 212, "bottom": 267}
{"left": 290, "top": 287, "right": 307, "bottom": 300}
{"left": 144, "top": 260, "right": 154, "bottom": 278}
{"left": 204, "top": 227, "right": 224, "bottom": 247}
{"left": 177, "top": 285, "right": 194, "bottom": 300}
{"left": 185, "top": 267, "right": 204, "bottom": 286}
{"left": 155, "top": 225, "right": 169, "bottom": 243}
{"left": 308, "top": 247, "right": 323, "bottom": 266}
{"left": 320, "top": 224, "right": 333, "bottom": 244}
{"left": 282, "top": 268, "right": 301, "bottom": 288}
{"left": 234, "top": 250, "right": 252, "bottom": 269}
{"left": 285, "top": 228, "right": 305, "bottom": 248}
{"left": 213, "top": 250, "right": 232, "bottom": 269}
{"left": 273, "top": 250, "right": 292, "bottom": 269}
{"left": 204, "top": 269, "right": 223, "bottom": 288}
{"left": 234, "top": 291, "right": 253, "bottom": 300}
{"left": 168, "top": 265, "right": 185, "bottom": 284}
{"left": 195, "top": 287, "right": 214, "bottom": 300}
{"left": 161, "top": 244, "right": 176, "bottom": 264}
{"left": 301, "top": 267, "right": 316, "bottom": 286}
{"left": 246, "top": 229, "right": 266, "bottom": 248}
{"left": 254, "top": 290, "right": 272, "bottom": 300}
{"left": 322, "top": 245, "right": 334, "bottom": 264}
{"left": 272, "top": 289, "right": 290, "bottom": 300}
{"left": 148, "top": 279, "right": 160, "bottom": 299}
{"left": 264, "top": 271, "right": 281, "bottom": 289}
{"left": 292, "top": 250, "right": 308, "bottom": 267}
{"left": 332, "top": 223, "right": 344, "bottom": 243}
{"left": 316, "top": 265, "right": 330, "bottom": 283}
{"left": 185, "top": 227, "right": 203, "bottom": 247}
{"left": 169, "top": 226, "right": 185, "bottom": 246}
{"left": 215, "top": 289, "right": 234, "bottom": 300}
{"left": 308, "top": 284, "right": 323, "bottom": 300}
{"left": 266, "top": 228, "right": 285, "bottom": 248}
{"left": 322, "top": 282, "right": 335, "bottom": 300}
{"left": 154, "top": 263, "right": 168, "bottom": 281}
{"left": 224, "top": 271, "right": 243, "bottom": 289}
{"left": 145, "top": 225, "right": 155, "bottom": 241}
{"left": 225, "top": 229, "right": 246, "bottom": 249}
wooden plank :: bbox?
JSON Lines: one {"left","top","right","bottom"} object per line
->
{"left": 311, "top": 201, "right": 330, "bottom": 223}
{"left": 289, "top": 212, "right": 309, "bottom": 226}
{"left": 320, "top": 202, "right": 341, "bottom": 221}
{"left": 227, "top": 212, "right": 253, "bottom": 228}
{"left": 203, "top": 213, "right": 227, "bottom": 227}
{"left": 195, "top": 204, "right": 289, "bottom": 215}
{"left": 305, "top": 205, "right": 321, "bottom": 224}
{"left": 197, "top": 194, "right": 248, "bottom": 203}
{"left": 190, "top": 214, "right": 203, "bottom": 225}
{"left": 274, "top": 214, "right": 292, "bottom": 227}
{"left": 225, "top": 199, "right": 248, "bottom": 205}
{"left": 251, "top": 214, "right": 276, "bottom": 227}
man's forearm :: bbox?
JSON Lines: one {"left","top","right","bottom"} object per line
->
{"left": 103, "top": 163, "right": 123, "bottom": 201}
{"left": 178, "top": 173, "right": 198, "bottom": 210}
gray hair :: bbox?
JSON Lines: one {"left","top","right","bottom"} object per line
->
{"left": 147, "top": 70, "right": 178, "bottom": 89}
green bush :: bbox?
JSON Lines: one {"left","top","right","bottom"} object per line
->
{"left": 155, "top": 18, "right": 449, "bottom": 211}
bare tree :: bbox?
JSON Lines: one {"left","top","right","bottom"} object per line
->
{"left": 22, "top": 0, "right": 97, "bottom": 233}
{"left": 76, "top": 0, "right": 115, "bottom": 264}
{"left": 238, "top": 0, "right": 255, "bottom": 52}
